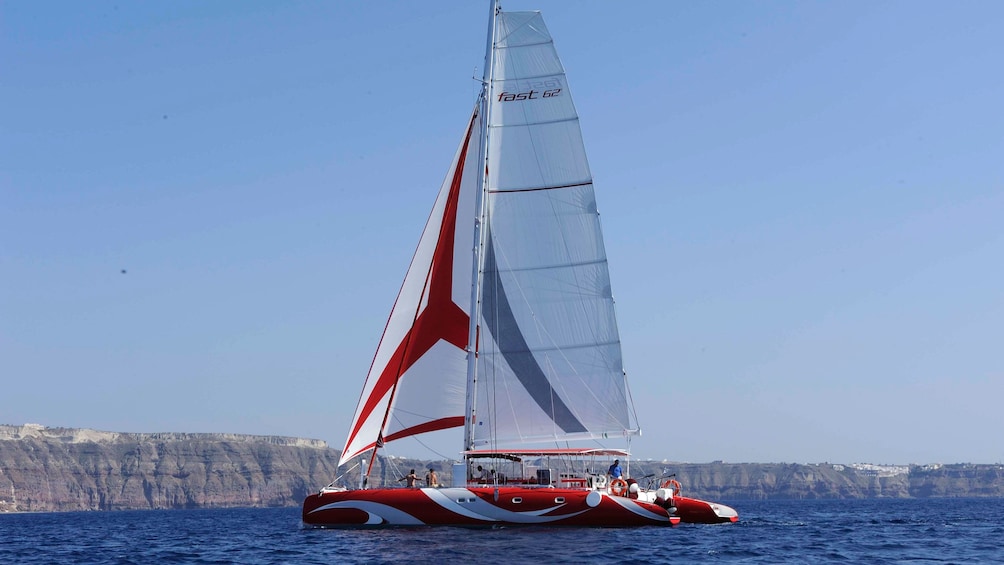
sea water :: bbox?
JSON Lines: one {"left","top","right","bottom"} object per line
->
{"left": 1, "top": 498, "right": 1001, "bottom": 563}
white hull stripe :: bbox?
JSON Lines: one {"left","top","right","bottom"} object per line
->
{"left": 308, "top": 500, "right": 425, "bottom": 525}
{"left": 606, "top": 495, "right": 672, "bottom": 522}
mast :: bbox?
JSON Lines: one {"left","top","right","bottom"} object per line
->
{"left": 463, "top": 0, "right": 499, "bottom": 456}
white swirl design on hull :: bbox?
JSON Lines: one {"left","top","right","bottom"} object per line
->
{"left": 605, "top": 495, "right": 672, "bottom": 522}
{"left": 425, "top": 488, "right": 589, "bottom": 523}
{"left": 307, "top": 500, "right": 423, "bottom": 525}
{"left": 308, "top": 489, "right": 671, "bottom": 526}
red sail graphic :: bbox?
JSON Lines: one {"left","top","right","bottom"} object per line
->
{"left": 340, "top": 112, "right": 478, "bottom": 463}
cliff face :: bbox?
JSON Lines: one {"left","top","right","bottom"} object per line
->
{"left": 631, "top": 462, "right": 910, "bottom": 500}
{"left": 628, "top": 461, "right": 1004, "bottom": 500}
{"left": 2, "top": 424, "right": 1002, "bottom": 513}
{"left": 907, "top": 463, "right": 1004, "bottom": 497}
{"left": 0, "top": 424, "right": 339, "bottom": 512}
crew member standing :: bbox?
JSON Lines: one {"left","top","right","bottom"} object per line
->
{"left": 607, "top": 459, "right": 623, "bottom": 480}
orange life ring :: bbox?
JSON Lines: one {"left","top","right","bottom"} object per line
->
{"left": 609, "top": 478, "right": 628, "bottom": 497}
{"left": 660, "top": 478, "right": 682, "bottom": 496}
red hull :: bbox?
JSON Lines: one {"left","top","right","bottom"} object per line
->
{"left": 302, "top": 487, "right": 681, "bottom": 527}
{"left": 674, "top": 495, "right": 740, "bottom": 524}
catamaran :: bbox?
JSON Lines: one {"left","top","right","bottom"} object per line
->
{"left": 302, "top": 1, "right": 738, "bottom": 527}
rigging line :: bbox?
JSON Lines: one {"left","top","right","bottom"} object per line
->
{"left": 385, "top": 406, "right": 457, "bottom": 462}
{"left": 487, "top": 226, "right": 508, "bottom": 452}
{"left": 326, "top": 460, "right": 361, "bottom": 488}
{"left": 481, "top": 310, "right": 523, "bottom": 448}
{"left": 470, "top": 28, "right": 493, "bottom": 459}
{"left": 499, "top": 336, "right": 521, "bottom": 445}
{"left": 488, "top": 225, "right": 500, "bottom": 452}
{"left": 382, "top": 452, "right": 406, "bottom": 488}
{"left": 471, "top": 69, "right": 484, "bottom": 103}
{"left": 466, "top": 1, "right": 495, "bottom": 459}
{"left": 623, "top": 368, "right": 641, "bottom": 433}
{"left": 409, "top": 433, "right": 454, "bottom": 462}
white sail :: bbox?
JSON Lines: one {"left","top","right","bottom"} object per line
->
{"left": 340, "top": 8, "right": 638, "bottom": 466}
{"left": 339, "top": 111, "right": 482, "bottom": 466}
{"left": 471, "top": 11, "right": 639, "bottom": 447}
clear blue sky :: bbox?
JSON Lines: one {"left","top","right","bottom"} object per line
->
{"left": 3, "top": 1, "right": 1002, "bottom": 465}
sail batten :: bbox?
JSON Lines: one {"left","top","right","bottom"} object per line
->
{"left": 489, "top": 181, "right": 591, "bottom": 193}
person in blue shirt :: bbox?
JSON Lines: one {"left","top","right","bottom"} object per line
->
{"left": 607, "top": 459, "right": 622, "bottom": 479}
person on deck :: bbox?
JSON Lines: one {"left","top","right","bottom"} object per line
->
{"left": 475, "top": 465, "right": 488, "bottom": 482}
{"left": 425, "top": 468, "right": 439, "bottom": 487}
{"left": 607, "top": 459, "right": 623, "bottom": 480}
{"left": 399, "top": 469, "right": 419, "bottom": 488}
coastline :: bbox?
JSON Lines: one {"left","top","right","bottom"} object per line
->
{"left": 2, "top": 425, "right": 1002, "bottom": 513}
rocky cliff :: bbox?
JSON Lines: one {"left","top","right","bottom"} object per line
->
{"left": 0, "top": 424, "right": 339, "bottom": 512}
{"left": 2, "top": 424, "right": 1002, "bottom": 513}
{"left": 626, "top": 461, "right": 1004, "bottom": 500}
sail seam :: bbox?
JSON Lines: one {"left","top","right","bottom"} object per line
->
{"left": 491, "top": 117, "right": 579, "bottom": 130}
{"left": 496, "top": 39, "right": 553, "bottom": 49}
{"left": 491, "top": 71, "right": 561, "bottom": 82}
{"left": 489, "top": 181, "right": 590, "bottom": 194}
{"left": 481, "top": 339, "right": 620, "bottom": 355}
{"left": 492, "top": 257, "right": 606, "bottom": 273}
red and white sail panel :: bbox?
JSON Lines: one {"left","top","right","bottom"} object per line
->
{"left": 339, "top": 111, "right": 482, "bottom": 466}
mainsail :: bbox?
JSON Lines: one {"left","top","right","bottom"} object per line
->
{"left": 472, "top": 10, "right": 638, "bottom": 448}
{"left": 340, "top": 6, "right": 638, "bottom": 467}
